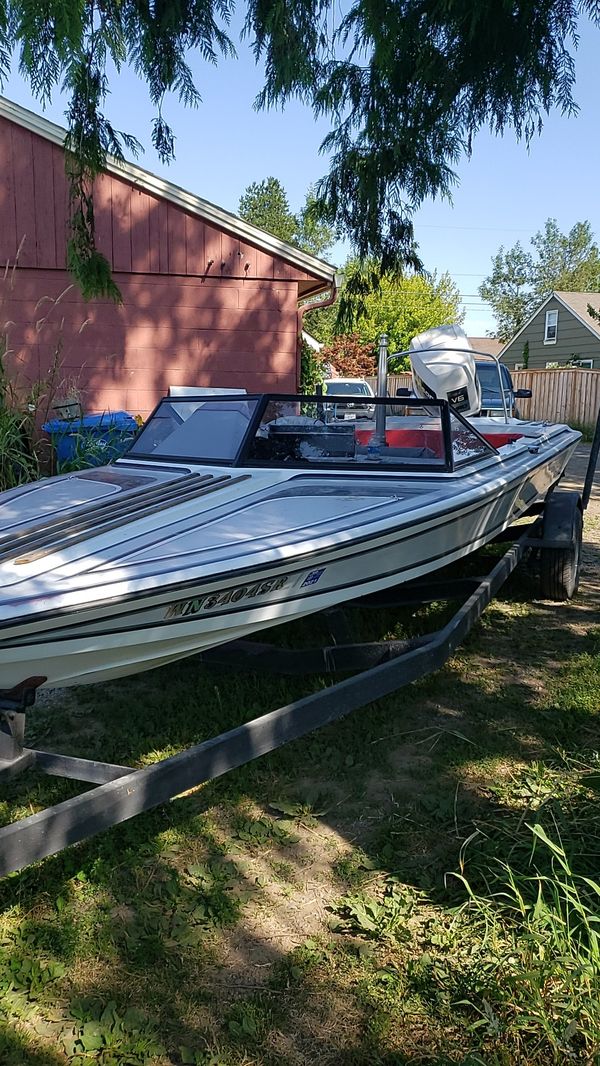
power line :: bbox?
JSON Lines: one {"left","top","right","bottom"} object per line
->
{"left": 416, "top": 223, "right": 536, "bottom": 233}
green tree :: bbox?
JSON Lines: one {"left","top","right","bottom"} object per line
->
{"left": 532, "top": 219, "right": 600, "bottom": 297}
{"left": 238, "top": 179, "right": 335, "bottom": 258}
{"left": 303, "top": 300, "right": 339, "bottom": 347}
{"left": 238, "top": 178, "right": 297, "bottom": 244}
{"left": 354, "top": 270, "right": 464, "bottom": 359}
{"left": 305, "top": 258, "right": 464, "bottom": 367}
{"left": 299, "top": 337, "right": 326, "bottom": 392}
{"left": 1, "top": 1, "right": 597, "bottom": 297}
{"left": 479, "top": 242, "right": 535, "bottom": 342}
{"left": 480, "top": 219, "right": 600, "bottom": 340}
{"left": 295, "top": 187, "right": 337, "bottom": 259}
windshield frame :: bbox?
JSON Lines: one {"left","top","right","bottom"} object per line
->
{"left": 125, "top": 394, "right": 266, "bottom": 466}
{"left": 122, "top": 393, "right": 498, "bottom": 472}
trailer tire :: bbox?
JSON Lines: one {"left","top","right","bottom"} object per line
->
{"left": 540, "top": 498, "right": 583, "bottom": 601}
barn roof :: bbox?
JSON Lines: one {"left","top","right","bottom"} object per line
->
{"left": 0, "top": 96, "right": 336, "bottom": 287}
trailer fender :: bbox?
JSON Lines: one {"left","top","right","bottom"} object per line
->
{"left": 539, "top": 490, "right": 583, "bottom": 601}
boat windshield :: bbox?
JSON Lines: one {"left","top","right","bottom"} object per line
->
{"left": 128, "top": 397, "right": 260, "bottom": 462}
{"left": 126, "top": 394, "right": 497, "bottom": 470}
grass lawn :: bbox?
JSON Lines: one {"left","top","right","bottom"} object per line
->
{"left": 0, "top": 515, "right": 599, "bottom": 1065}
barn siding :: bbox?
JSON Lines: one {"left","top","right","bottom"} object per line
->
{"left": 1, "top": 269, "right": 299, "bottom": 415}
{"left": 11, "top": 124, "right": 37, "bottom": 268}
{"left": 0, "top": 120, "right": 18, "bottom": 254}
{"left": 0, "top": 112, "right": 331, "bottom": 414}
{"left": 0, "top": 116, "right": 320, "bottom": 285}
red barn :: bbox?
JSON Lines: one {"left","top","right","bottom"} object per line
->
{"left": 0, "top": 98, "right": 335, "bottom": 417}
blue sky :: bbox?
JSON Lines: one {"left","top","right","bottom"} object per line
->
{"left": 3, "top": 14, "right": 599, "bottom": 337}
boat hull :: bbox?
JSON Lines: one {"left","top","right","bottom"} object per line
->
{"left": 0, "top": 439, "right": 575, "bottom": 689}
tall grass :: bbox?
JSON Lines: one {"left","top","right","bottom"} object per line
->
{"left": 454, "top": 819, "right": 600, "bottom": 1061}
{"left": 0, "top": 248, "right": 86, "bottom": 489}
{"left": 0, "top": 403, "right": 39, "bottom": 490}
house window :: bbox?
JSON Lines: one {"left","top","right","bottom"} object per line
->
{"left": 574, "top": 359, "right": 594, "bottom": 369}
{"left": 544, "top": 309, "right": 558, "bottom": 343}
{"left": 514, "top": 363, "right": 524, "bottom": 370}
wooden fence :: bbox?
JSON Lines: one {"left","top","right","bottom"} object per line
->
{"left": 366, "top": 368, "right": 600, "bottom": 430}
{"left": 510, "top": 369, "right": 600, "bottom": 429}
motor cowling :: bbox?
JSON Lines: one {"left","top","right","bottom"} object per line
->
{"left": 409, "top": 325, "right": 482, "bottom": 417}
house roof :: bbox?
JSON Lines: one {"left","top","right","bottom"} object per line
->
{"left": 0, "top": 96, "right": 336, "bottom": 287}
{"left": 553, "top": 292, "right": 600, "bottom": 339}
{"left": 501, "top": 290, "right": 600, "bottom": 353}
{"left": 468, "top": 336, "right": 504, "bottom": 358}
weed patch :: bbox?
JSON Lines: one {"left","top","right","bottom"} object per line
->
{"left": 332, "top": 880, "right": 418, "bottom": 943}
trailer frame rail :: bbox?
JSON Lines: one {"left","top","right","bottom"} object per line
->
{"left": 0, "top": 528, "right": 533, "bottom": 878}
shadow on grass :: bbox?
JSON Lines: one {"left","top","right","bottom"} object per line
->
{"left": 0, "top": 1028, "right": 66, "bottom": 1066}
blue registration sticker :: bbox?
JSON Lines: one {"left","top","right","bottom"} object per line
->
{"left": 301, "top": 568, "right": 325, "bottom": 588}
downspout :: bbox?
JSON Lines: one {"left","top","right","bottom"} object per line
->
{"left": 296, "top": 279, "right": 339, "bottom": 388}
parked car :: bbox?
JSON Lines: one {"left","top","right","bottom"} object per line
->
{"left": 322, "top": 378, "right": 376, "bottom": 419}
{"left": 475, "top": 361, "right": 532, "bottom": 418}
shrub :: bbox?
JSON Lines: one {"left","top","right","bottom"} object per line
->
{"left": 299, "top": 338, "right": 326, "bottom": 393}
{"left": 0, "top": 251, "right": 87, "bottom": 488}
{"left": 319, "top": 333, "right": 377, "bottom": 378}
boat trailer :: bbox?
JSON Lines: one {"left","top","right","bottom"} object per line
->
{"left": 0, "top": 423, "right": 597, "bottom": 878}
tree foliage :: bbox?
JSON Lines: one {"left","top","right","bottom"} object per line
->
{"left": 1, "top": 1, "right": 598, "bottom": 297}
{"left": 480, "top": 218, "right": 600, "bottom": 340}
{"left": 531, "top": 219, "right": 600, "bottom": 295}
{"left": 319, "top": 334, "right": 376, "bottom": 378}
{"left": 295, "top": 188, "right": 337, "bottom": 259}
{"left": 238, "top": 177, "right": 297, "bottom": 244}
{"left": 478, "top": 242, "right": 532, "bottom": 344}
{"left": 238, "top": 178, "right": 335, "bottom": 257}
{"left": 299, "top": 337, "right": 326, "bottom": 392}
{"left": 305, "top": 258, "right": 464, "bottom": 366}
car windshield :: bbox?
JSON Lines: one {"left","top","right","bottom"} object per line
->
{"left": 476, "top": 363, "right": 512, "bottom": 399}
{"left": 325, "top": 382, "right": 371, "bottom": 396}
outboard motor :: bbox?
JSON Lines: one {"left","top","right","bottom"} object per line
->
{"left": 409, "top": 325, "right": 482, "bottom": 417}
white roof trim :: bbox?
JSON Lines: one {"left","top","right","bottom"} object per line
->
{"left": 501, "top": 290, "right": 600, "bottom": 355}
{"left": 552, "top": 291, "right": 600, "bottom": 341}
{"left": 499, "top": 292, "right": 554, "bottom": 356}
{"left": 0, "top": 96, "right": 336, "bottom": 285}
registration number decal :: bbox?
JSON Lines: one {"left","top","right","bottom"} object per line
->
{"left": 166, "top": 576, "right": 289, "bottom": 619}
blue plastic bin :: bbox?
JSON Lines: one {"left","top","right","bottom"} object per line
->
{"left": 43, "top": 412, "right": 138, "bottom": 468}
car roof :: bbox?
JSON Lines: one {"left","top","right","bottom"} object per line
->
{"left": 324, "top": 377, "right": 369, "bottom": 384}
{"left": 475, "top": 361, "right": 512, "bottom": 376}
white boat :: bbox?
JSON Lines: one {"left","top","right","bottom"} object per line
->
{"left": 0, "top": 342, "right": 581, "bottom": 698}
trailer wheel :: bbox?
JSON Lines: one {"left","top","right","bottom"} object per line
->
{"left": 539, "top": 494, "right": 583, "bottom": 601}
